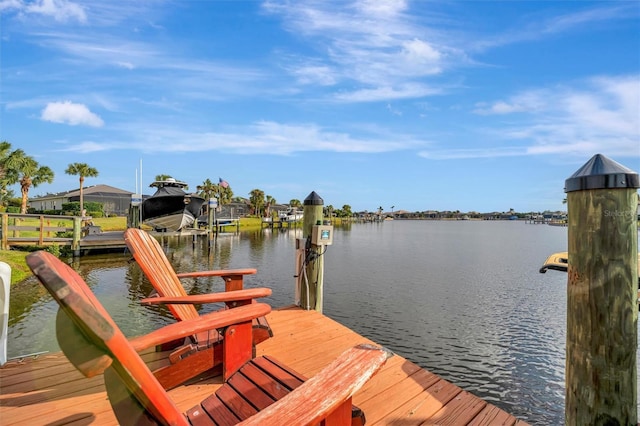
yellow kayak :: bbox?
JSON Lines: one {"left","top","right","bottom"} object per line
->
{"left": 539, "top": 251, "right": 640, "bottom": 276}
{"left": 539, "top": 251, "right": 640, "bottom": 303}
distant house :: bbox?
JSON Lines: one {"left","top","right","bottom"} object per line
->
{"left": 216, "top": 199, "right": 251, "bottom": 218}
{"left": 29, "top": 184, "right": 134, "bottom": 216}
{"left": 423, "top": 210, "right": 440, "bottom": 219}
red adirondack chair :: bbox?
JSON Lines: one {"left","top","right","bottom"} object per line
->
{"left": 124, "top": 228, "right": 273, "bottom": 389}
{"left": 26, "top": 251, "right": 389, "bottom": 426}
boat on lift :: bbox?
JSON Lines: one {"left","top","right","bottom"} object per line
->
{"left": 279, "top": 208, "right": 303, "bottom": 222}
{"left": 142, "top": 178, "right": 205, "bottom": 231}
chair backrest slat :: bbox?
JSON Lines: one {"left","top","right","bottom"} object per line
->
{"left": 26, "top": 251, "right": 187, "bottom": 425}
{"left": 124, "top": 229, "right": 200, "bottom": 321}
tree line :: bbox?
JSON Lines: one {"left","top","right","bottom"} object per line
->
{"left": 1, "top": 142, "right": 354, "bottom": 218}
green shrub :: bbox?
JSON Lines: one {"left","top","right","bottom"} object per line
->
{"left": 45, "top": 244, "right": 61, "bottom": 257}
{"left": 62, "top": 201, "right": 104, "bottom": 216}
{"left": 56, "top": 223, "right": 73, "bottom": 238}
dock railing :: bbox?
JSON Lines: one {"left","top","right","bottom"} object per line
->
{"left": 0, "top": 213, "right": 88, "bottom": 251}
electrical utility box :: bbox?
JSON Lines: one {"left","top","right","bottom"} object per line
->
{"left": 311, "top": 224, "right": 333, "bottom": 246}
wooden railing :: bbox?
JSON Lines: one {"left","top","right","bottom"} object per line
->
{"left": 0, "top": 213, "right": 86, "bottom": 251}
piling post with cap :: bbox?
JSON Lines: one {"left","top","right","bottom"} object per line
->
{"left": 564, "top": 153, "right": 638, "bottom": 425}
{"left": 300, "top": 191, "right": 325, "bottom": 312}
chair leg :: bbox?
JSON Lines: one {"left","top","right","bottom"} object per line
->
{"left": 222, "top": 321, "right": 253, "bottom": 381}
{"left": 251, "top": 317, "right": 273, "bottom": 346}
{"left": 322, "top": 398, "right": 353, "bottom": 425}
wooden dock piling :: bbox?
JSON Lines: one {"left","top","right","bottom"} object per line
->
{"left": 300, "top": 191, "right": 324, "bottom": 312}
{"left": 564, "top": 153, "right": 638, "bottom": 425}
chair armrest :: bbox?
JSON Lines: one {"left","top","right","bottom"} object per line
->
{"left": 239, "top": 344, "right": 392, "bottom": 426}
{"left": 140, "top": 288, "right": 271, "bottom": 306}
{"left": 176, "top": 268, "right": 257, "bottom": 279}
{"left": 129, "top": 303, "right": 271, "bottom": 352}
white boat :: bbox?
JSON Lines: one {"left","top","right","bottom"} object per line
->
{"left": 142, "top": 179, "right": 205, "bottom": 232}
{"left": 279, "top": 208, "right": 303, "bottom": 222}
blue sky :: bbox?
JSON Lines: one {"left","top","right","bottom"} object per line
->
{"left": 1, "top": 0, "right": 638, "bottom": 213}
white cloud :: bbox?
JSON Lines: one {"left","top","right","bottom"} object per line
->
{"left": 334, "top": 83, "right": 441, "bottom": 102}
{"left": 61, "top": 141, "right": 110, "bottom": 153}
{"left": 1, "top": 0, "right": 87, "bottom": 22}
{"left": 41, "top": 101, "right": 104, "bottom": 127}
{"left": 28, "top": 0, "right": 86, "bottom": 22}
{"left": 264, "top": 0, "right": 453, "bottom": 101}
{"left": 474, "top": 101, "right": 526, "bottom": 115}
{"left": 289, "top": 63, "right": 338, "bottom": 86}
{"left": 471, "top": 4, "right": 637, "bottom": 51}
{"left": 356, "top": 0, "right": 407, "bottom": 17}
{"left": 418, "top": 147, "right": 525, "bottom": 160}
{"left": 0, "top": 0, "right": 23, "bottom": 12}
{"left": 402, "top": 39, "right": 441, "bottom": 64}
{"left": 437, "top": 75, "right": 640, "bottom": 159}
{"left": 116, "top": 61, "right": 135, "bottom": 70}
{"left": 474, "top": 92, "right": 548, "bottom": 115}
{"left": 100, "top": 120, "right": 425, "bottom": 155}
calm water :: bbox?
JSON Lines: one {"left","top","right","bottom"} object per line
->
{"left": 7, "top": 220, "right": 639, "bottom": 425}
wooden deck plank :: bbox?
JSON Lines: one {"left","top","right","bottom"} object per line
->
{"left": 423, "top": 390, "right": 488, "bottom": 425}
{"left": 363, "top": 368, "right": 443, "bottom": 423}
{"left": 0, "top": 307, "right": 528, "bottom": 425}
{"left": 468, "top": 405, "right": 518, "bottom": 426}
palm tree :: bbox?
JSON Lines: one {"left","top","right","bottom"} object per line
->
{"left": 0, "top": 141, "right": 17, "bottom": 204}
{"left": 325, "top": 204, "right": 334, "bottom": 219}
{"left": 197, "top": 179, "right": 217, "bottom": 228}
{"left": 197, "top": 179, "right": 216, "bottom": 201}
{"left": 249, "top": 189, "right": 265, "bottom": 217}
{"left": 265, "top": 195, "right": 276, "bottom": 218}
{"left": 217, "top": 183, "right": 233, "bottom": 207}
{"left": 289, "top": 199, "right": 302, "bottom": 208}
{"left": 0, "top": 141, "right": 12, "bottom": 186}
{"left": 65, "top": 163, "right": 99, "bottom": 216}
{"left": 155, "top": 174, "right": 173, "bottom": 181}
{"left": 10, "top": 150, "right": 55, "bottom": 213}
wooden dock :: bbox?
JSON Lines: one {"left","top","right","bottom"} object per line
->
{"left": 0, "top": 307, "right": 528, "bottom": 425}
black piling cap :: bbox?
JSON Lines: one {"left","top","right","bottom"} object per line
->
{"left": 304, "top": 191, "right": 324, "bottom": 206}
{"left": 565, "top": 154, "right": 639, "bottom": 193}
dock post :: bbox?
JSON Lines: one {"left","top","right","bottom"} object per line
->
{"left": 1, "top": 214, "right": 7, "bottom": 250}
{"left": 128, "top": 204, "right": 141, "bottom": 228}
{"left": 564, "top": 154, "right": 638, "bottom": 425}
{"left": 300, "top": 191, "right": 324, "bottom": 312}
{"left": 72, "top": 216, "right": 82, "bottom": 257}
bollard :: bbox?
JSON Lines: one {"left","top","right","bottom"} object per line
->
{"left": 300, "top": 191, "right": 324, "bottom": 312}
{"left": 0, "top": 262, "right": 11, "bottom": 366}
{"left": 564, "top": 153, "right": 638, "bottom": 425}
